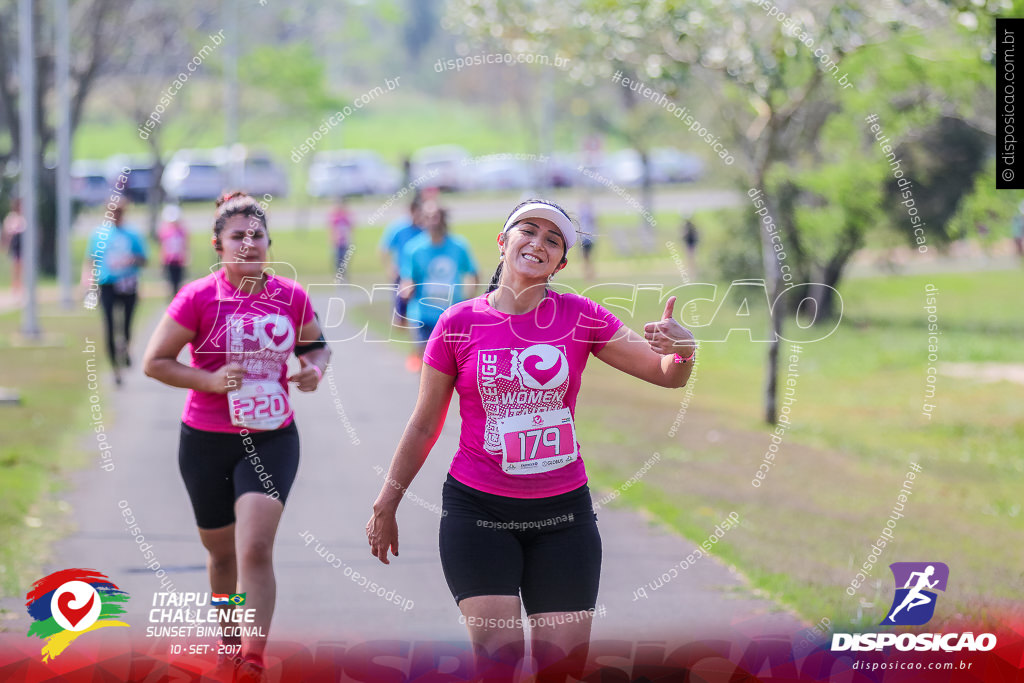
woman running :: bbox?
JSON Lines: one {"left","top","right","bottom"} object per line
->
{"left": 366, "top": 199, "right": 695, "bottom": 680}
{"left": 81, "top": 197, "right": 148, "bottom": 385}
{"left": 143, "top": 192, "right": 330, "bottom": 682}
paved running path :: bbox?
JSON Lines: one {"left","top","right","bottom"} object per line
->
{"left": 3, "top": 288, "right": 803, "bottom": 647}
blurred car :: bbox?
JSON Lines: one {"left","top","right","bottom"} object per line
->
{"left": 599, "top": 149, "right": 646, "bottom": 187}
{"left": 307, "top": 150, "right": 401, "bottom": 198}
{"left": 106, "top": 156, "right": 158, "bottom": 204}
{"left": 221, "top": 146, "right": 289, "bottom": 198}
{"left": 650, "top": 147, "right": 704, "bottom": 183}
{"left": 464, "top": 156, "right": 536, "bottom": 191}
{"left": 71, "top": 160, "right": 111, "bottom": 206}
{"left": 162, "top": 150, "right": 226, "bottom": 202}
{"left": 541, "top": 153, "right": 583, "bottom": 188}
{"left": 410, "top": 145, "right": 471, "bottom": 192}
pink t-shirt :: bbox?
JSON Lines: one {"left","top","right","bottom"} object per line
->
{"left": 329, "top": 208, "right": 354, "bottom": 247}
{"left": 424, "top": 290, "right": 624, "bottom": 498}
{"left": 167, "top": 269, "right": 315, "bottom": 433}
{"left": 158, "top": 222, "right": 188, "bottom": 266}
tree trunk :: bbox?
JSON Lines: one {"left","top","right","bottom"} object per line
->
{"left": 38, "top": 165, "right": 57, "bottom": 276}
{"left": 812, "top": 258, "right": 846, "bottom": 323}
{"left": 145, "top": 157, "right": 165, "bottom": 241}
{"left": 640, "top": 149, "right": 654, "bottom": 248}
{"left": 755, "top": 183, "right": 784, "bottom": 425}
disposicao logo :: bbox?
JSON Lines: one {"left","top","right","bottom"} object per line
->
{"left": 25, "top": 569, "right": 130, "bottom": 661}
{"left": 832, "top": 562, "right": 996, "bottom": 653}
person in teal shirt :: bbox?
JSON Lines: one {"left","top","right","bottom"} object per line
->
{"left": 399, "top": 201, "right": 479, "bottom": 367}
{"left": 81, "top": 197, "right": 148, "bottom": 384}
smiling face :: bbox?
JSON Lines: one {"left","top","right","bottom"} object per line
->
{"left": 498, "top": 218, "right": 567, "bottom": 281}
{"left": 216, "top": 214, "right": 269, "bottom": 278}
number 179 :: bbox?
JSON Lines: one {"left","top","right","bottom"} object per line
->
{"left": 517, "top": 427, "right": 561, "bottom": 461}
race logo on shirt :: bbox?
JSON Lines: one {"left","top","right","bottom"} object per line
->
{"left": 478, "top": 344, "right": 570, "bottom": 453}
{"left": 227, "top": 312, "right": 295, "bottom": 379}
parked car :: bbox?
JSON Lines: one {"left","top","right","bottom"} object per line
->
{"left": 221, "top": 146, "right": 289, "bottom": 198}
{"left": 410, "top": 145, "right": 471, "bottom": 192}
{"left": 106, "top": 156, "right": 158, "bottom": 204}
{"left": 464, "top": 155, "right": 536, "bottom": 191}
{"left": 307, "top": 150, "right": 401, "bottom": 198}
{"left": 599, "top": 149, "right": 646, "bottom": 187}
{"left": 650, "top": 147, "right": 704, "bottom": 183}
{"left": 541, "top": 153, "right": 583, "bottom": 188}
{"left": 162, "top": 150, "right": 226, "bottom": 202}
{"left": 71, "top": 160, "right": 111, "bottom": 206}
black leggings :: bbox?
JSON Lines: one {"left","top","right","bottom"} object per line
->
{"left": 439, "top": 475, "right": 602, "bottom": 615}
{"left": 99, "top": 283, "right": 137, "bottom": 367}
{"left": 165, "top": 263, "right": 185, "bottom": 296}
{"left": 178, "top": 422, "right": 300, "bottom": 529}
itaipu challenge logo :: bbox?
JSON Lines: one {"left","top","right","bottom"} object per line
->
{"left": 25, "top": 569, "right": 130, "bottom": 661}
{"left": 881, "top": 561, "right": 949, "bottom": 626}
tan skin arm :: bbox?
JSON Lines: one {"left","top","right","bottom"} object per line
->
{"left": 143, "top": 314, "right": 331, "bottom": 394}
{"left": 595, "top": 296, "right": 696, "bottom": 389}
{"left": 142, "top": 314, "right": 236, "bottom": 393}
{"left": 367, "top": 364, "right": 456, "bottom": 564}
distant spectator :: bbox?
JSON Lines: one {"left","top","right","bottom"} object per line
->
{"left": 2, "top": 198, "right": 25, "bottom": 296}
{"left": 158, "top": 204, "right": 189, "bottom": 297}
{"left": 682, "top": 215, "right": 699, "bottom": 278}
{"left": 399, "top": 201, "right": 479, "bottom": 370}
{"left": 683, "top": 217, "right": 699, "bottom": 255}
{"left": 1014, "top": 201, "right": 1024, "bottom": 259}
{"left": 379, "top": 194, "right": 425, "bottom": 370}
{"left": 81, "top": 197, "right": 148, "bottom": 385}
{"left": 329, "top": 198, "right": 354, "bottom": 281}
{"left": 579, "top": 199, "right": 596, "bottom": 280}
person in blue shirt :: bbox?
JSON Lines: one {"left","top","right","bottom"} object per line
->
{"left": 379, "top": 194, "right": 426, "bottom": 371}
{"left": 378, "top": 194, "right": 425, "bottom": 283}
{"left": 399, "top": 201, "right": 479, "bottom": 370}
{"left": 81, "top": 197, "right": 148, "bottom": 384}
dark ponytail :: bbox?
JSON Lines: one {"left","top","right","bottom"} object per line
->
{"left": 486, "top": 261, "right": 503, "bottom": 293}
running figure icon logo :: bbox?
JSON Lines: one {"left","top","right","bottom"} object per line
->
{"left": 881, "top": 562, "right": 949, "bottom": 626}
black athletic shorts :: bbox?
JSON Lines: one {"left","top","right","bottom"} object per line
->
{"left": 178, "top": 421, "right": 300, "bottom": 529}
{"left": 439, "top": 474, "right": 601, "bottom": 615}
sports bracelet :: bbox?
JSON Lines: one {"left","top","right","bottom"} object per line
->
{"left": 312, "top": 364, "right": 324, "bottom": 382}
{"left": 672, "top": 349, "right": 696, "bottom": 364}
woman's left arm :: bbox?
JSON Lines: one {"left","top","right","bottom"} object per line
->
{"left": 594, "top": 296, "right": 695, "bottom": 388}
{"left": 289, "top": 316, "right": 332, "bottom": 392}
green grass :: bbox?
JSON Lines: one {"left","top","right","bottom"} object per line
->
{"left": 572, "top": 265, "right": 1024, "bottom": 630}
{"left": 0, "top": 300, "right": 155, "bottom": 597}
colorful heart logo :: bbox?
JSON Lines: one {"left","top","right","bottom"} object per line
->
{"left": 519, "top": 345, "right": 569, "bottom": 390}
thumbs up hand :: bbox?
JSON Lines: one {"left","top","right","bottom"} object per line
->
{"left": 643, "top": 296, "right": 696, "bottom": 357}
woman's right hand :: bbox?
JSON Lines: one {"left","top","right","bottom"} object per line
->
{"left": 205, "top": 362, "right": 246, "bottom": 394}
{"left": 366, "top": 503, "right": 399, "bottom": 565}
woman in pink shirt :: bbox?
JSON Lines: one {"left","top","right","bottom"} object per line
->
{"left": 366, "top": 199, "right": 695, "bottom": 679}
{"left": 143, "top": 192, "right": 330, "bottom": 681}
{"left": 158, "top": 204, "right": 189, "bottom": 297}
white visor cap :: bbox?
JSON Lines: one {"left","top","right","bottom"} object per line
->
{"left": 502, "top": 202, "right": 577, "bottom": 250}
